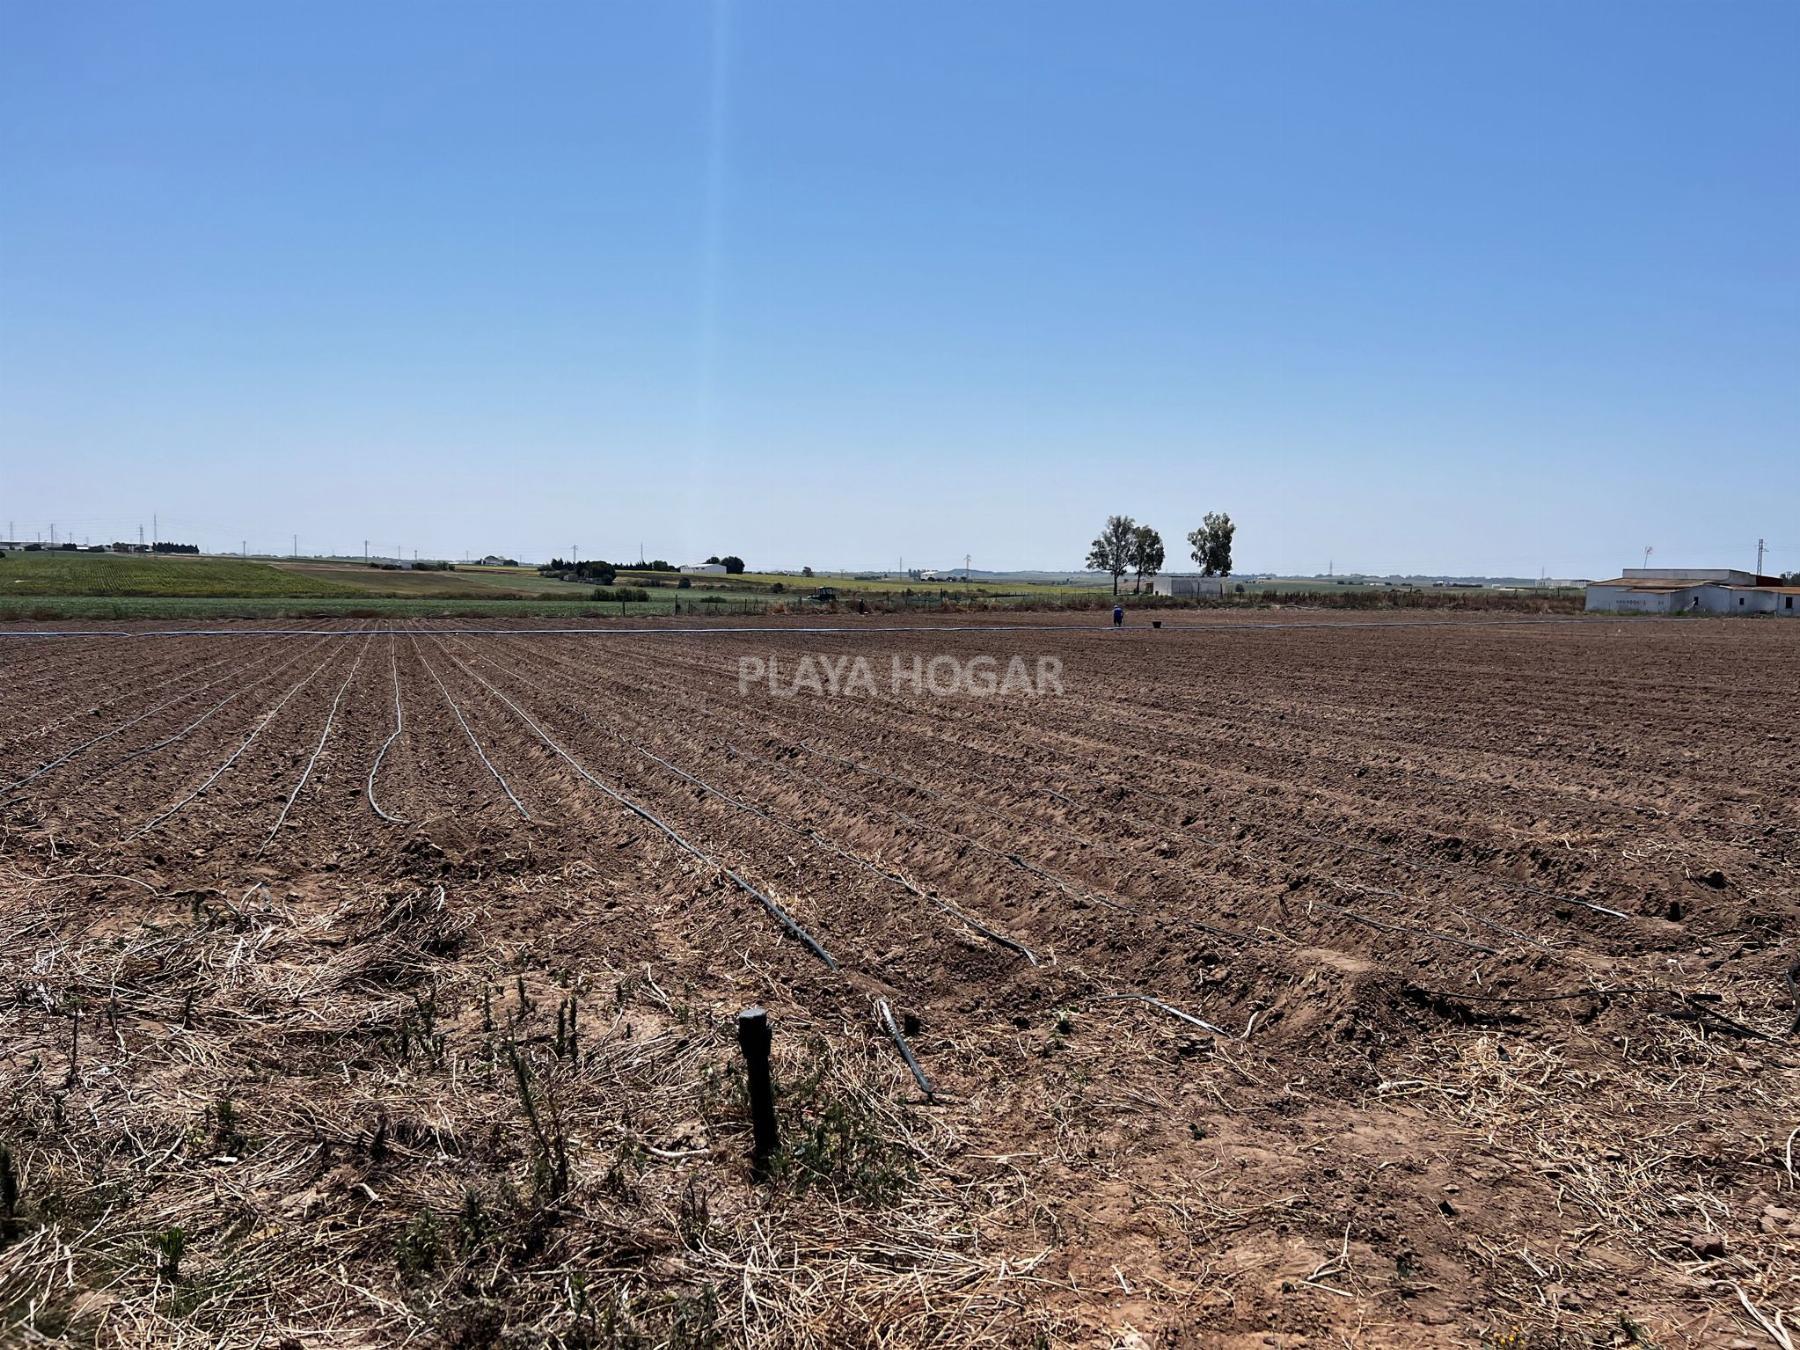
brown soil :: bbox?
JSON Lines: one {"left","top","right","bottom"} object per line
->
{"left": 1, "top": 612, "right": 1795, "bottom": 1347}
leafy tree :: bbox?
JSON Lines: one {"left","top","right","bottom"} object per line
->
{"left": 719, "top": 555, "right": 745, "bottom": 574}
{"left": 1086, "top": 514, "right": 1136, "bottom": 595}
{"left": 1187, "top": 512, "right": 1236, "bottom": 577}
{"left": 541, "top": 557, "right": 616, "bottom": 585}
{"left": 802, "top": 565, "right": 814, "bottom": 578}
{"left": 1128, "top": 525, "right": 1164, "bottom": 593}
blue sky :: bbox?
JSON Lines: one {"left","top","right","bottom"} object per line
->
{"left": 2, "top": 1, "right": 1795, "bottom": 576}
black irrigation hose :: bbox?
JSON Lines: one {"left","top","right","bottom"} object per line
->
{"left": 1117, "top": 777, "right": 1633, "bottom": 923}
{"left": 790, "top": 739, "right": 1131, "bottom": 913}
{"left": 1313, "top": 900, "right": 1499, "bottom": 956}
{"left": 1311, "top": 830, "right": 1633, "bottom": 921}
{"left": 1413, "top": 981, "right": 1793, "bottom": 1047}
{"left": 432, "top": 640, "right": 837, "bottom": 970}
{"left": 441, "top": 631, "right": 1044, "bottom": 968}
{"left": 1787, "top": 955, "right": 1800, "bottom": 1035}
{"left": 626, "top": 733, "right": 1041, "bottom": 966}
{"left": 1, "top": 633, "right": 331, "bottom": 804}
{"left": 469, "top": 635, "right": 1269, "bottom": 1077}
{"left": 259, "top": 639, "right": 369, "bottom": 852}
{"left": 1321, "top": 876, "right": 1550, "bottom": 952}
{"left": 126, "top": 645, "right": 342, "bottom": 841}
{"left": 1100, "top": 992, "right": 1238, "bottom": 1040}
{"left": 0, "top": 644, "right": 248, "bottom": 788}
{"left": 734, "top": 737, "right": 1256, "bottom": 948}
{"left": 415, "top": 641, "right": 531, "bottom": 820}
{"left": 367, "top": 638, "right": 410, "bottom": 825}
{"left": 876, "top": 998, "right": 935, "bottom": 1098}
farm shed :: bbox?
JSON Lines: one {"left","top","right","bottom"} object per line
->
{"left": 1151, "top": 575, "right": 1225, "bottom": 599}
{"left": 681, "top": 563, "right": 727, "bottom": 574}
{"left": 1585, "top": 567, "right": 1795, "bottom": 614}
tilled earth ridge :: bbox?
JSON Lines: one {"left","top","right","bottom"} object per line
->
{"left": 0, "top": 612, "right": 1795, "bottom": 1347}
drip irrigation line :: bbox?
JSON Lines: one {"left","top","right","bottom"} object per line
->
{"left": 429, "top": 639, "right": 837, "bottom": 970}
{"left": 414, "top": 640, "right": 531, "bottom": 820}
{"left": 1319, "top": 831, "right": 1634, "bottom": 921}
{"left": 367, "top": 637, "right": 410, "bottom": 825}
{"left": 1100, "top": 992, "right": 1238, "bottom": 1040}
{"left": 449, "top": 634, "right": 1041, "bottom": 967}
{"left": 1313, "top": 900, "right": 1499, "bottom": 956}
{"left": 628, "top": 731, "right": 1040, "bottom": 965}
{"left": 1787, "top": 956, "right": 1800, "bottom": 1034}
{"left": 0, "top": 636, "right": 325, "bottom": 804}
{"left": 729, "top": 736, "right": 1257, "bottom": 950}
{"left": 786, "top": 739, "right": 1130, "bottom": 913}
{"left": 1316, "top": 876, "right": 1517, "bottom": 952}
{"left": 0, "top": 642, "right": 246, "bottom": 772}
{"left": 126, "top": 645, "right": 342, "bottom": 841}
{"left": 499, "top": 634, "right": 1483, "bottom": 964}
{"left": 0, "top": 672, "right": 227, "bottom": 799}
{"left": 1116, "top": 778, "right": 1636, "bottom": 924}
{"left": 64, "top": 632, "right": 341, "bottom": 799}
{"left": 1410, "top": 982, "right": 1793, "bottom": 1048}
{"left": 875, "top": 998, "right": 935, "bottom": 1098}
{"left": 259, "top": 639, "right": 370, "bottom": 852}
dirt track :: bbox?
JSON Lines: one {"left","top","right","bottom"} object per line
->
{"left": 1, "top": 612, "right": 1796, "bottom": 1347}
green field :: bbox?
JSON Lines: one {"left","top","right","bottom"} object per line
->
{"left": 0, "top": 594, "right": 780, "bottom": 621}
{"left": 272, "top": 561, "right": 594, "bottom": 599}
{"left": 620, "top": 569, "right": 1102, "bottom": 597}
{"left": 0, "top": 551, "right": 1583, "bottom": 620}
{"left": 0, "top": 550, "right": 365, "bottom": 598}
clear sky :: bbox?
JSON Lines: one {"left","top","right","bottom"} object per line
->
{"left": 2, "top": 1, "right": 1795, "bottom": 577}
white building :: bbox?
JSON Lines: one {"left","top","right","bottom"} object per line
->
{"left": 1150, "top": 575, "right": 1226, "bottom": 599}
{"left": 681, "top": 562, "right": 727, "bottom": 575}
{"left": 1585, "top": 568, "right": 1798, "bottom": 616}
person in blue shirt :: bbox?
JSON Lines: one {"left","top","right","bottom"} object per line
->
{"left": 1112, "top": 604, "right": 1123, "bottom": 627}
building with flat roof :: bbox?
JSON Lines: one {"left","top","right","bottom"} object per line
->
{"left": 1585, "top": 568, "right": 1796, "bottom": 616}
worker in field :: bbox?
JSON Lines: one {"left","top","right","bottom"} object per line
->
{"left": 1113, "top": 603, "right": 1124, "bottom": 628}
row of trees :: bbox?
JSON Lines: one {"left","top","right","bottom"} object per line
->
{"left": 538, "top": 553, "right": 748, "bottom": 585}
{"left": 540, "top": 558, "right": 619, "bottom": 585}
{"left": 1086, "top": 512, "right": 1236, "bottom": 594}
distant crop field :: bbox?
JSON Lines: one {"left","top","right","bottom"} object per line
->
{"left": 0, "top": 551, "right": 364, "bottom": 598}
{"left": 272, "top": 562, "right": 588, "bottom": 599}
{"left": 0, "top": 594, "right": 776, "bottom": 621}
{"left": 627, "top": 570, "right": 1101, "bottom": 597}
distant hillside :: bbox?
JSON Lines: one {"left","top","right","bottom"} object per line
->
{"left": 0, "top": 551, "right": 364, "bottom": 598}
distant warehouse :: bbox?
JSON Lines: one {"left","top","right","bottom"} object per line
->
{"left": 1150, "top": 575, "right": 1226, "bottom": 599}
{"left": 1585, "top": 568, "right": 1798, "bottom": 615}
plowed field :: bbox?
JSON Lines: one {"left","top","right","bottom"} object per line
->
{"left": 1, "top": 613, "right": 1795, "bottom": 1347}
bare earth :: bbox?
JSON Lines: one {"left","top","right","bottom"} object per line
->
{"left": 1, "top": 612, "right": 1795, "bottom": 1347}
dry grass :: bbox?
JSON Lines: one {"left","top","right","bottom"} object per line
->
{"left": 0, "top": 865, "right": 1067, "bottom": 1347}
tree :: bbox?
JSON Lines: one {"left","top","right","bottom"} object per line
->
{"left": 719, "top": 555, "right": 745, "bottom": 574}
{"left": 1128, "top": 525, "right": 1164, "bottom": 593}
{"left": 1086, "top": 514, "right": 1136, "bottom": 595}
{"left": 802, "top": 565, "right": 814, "bottom": 578}
{"left": 1187, "top": 512, "right": 1236, "bottom": 577}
